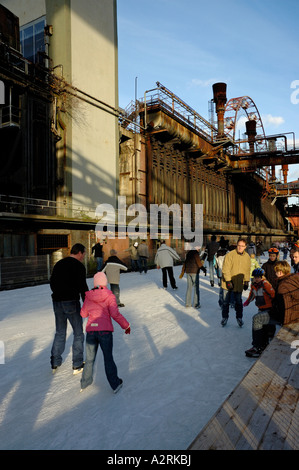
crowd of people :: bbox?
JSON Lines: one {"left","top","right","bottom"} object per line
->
{"left": 49, "top": 236, "right": 299, "bottom": 394}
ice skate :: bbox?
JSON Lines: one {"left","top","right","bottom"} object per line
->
{"left": 73, "top": 363, "right": 84, "bottom": 375}
{"left": 113, "top": 379, "right": 123, "bottom": 394}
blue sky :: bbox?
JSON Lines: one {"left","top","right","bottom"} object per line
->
{"left": 117, "top": 0, "right": 299, "bottom": 183}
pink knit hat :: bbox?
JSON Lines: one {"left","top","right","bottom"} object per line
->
{"left": 93, "top": 272, "right": 108, "bottom": 287}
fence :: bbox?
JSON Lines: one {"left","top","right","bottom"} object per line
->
{"left": 0, "top": 255, "right": 51, "bottom": 288}
{"left": 0, "top": 254, "right": 97, "bottom": 289}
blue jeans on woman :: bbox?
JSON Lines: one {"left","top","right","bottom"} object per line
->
{"left": 51, "top": 300, "right": 84, "bottom": 368}
{"left": 80, "top": 331, "right": 122, "bottom": 391}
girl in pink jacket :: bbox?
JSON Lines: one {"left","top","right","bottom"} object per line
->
{"left": 80, "top": 272, "right": 130, "bottom": 393}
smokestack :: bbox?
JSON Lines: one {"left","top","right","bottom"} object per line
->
{"left": 282, "top": 164, "right": 288, "bottom": 184}
{"left": 245, "top": 120, "right": 257, "bottom": 153}
{"left": 212, "top": 83, "right": 227, "bottom": 138}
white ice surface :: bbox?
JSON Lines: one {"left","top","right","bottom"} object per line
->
{"left": 0, "top": 261, "right": 271, "bottom": 450}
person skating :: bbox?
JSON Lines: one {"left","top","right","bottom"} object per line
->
{"left": 137, "top": 239, "right": 149, "bottom": 273}
{"left": 155, "top": 240, "right": 180, "bottom": 289}
{"left": 250, "top": 253, "right": 260, "bottom": 283}
{"left": 102, "top": 249, "right": 128, "bottom": 307}
{"left": 91, "top": 240, "right": 104, "bottom": 272}
{"left": 50, "top": 243, "right": 88, "bottom": 374}
{"left": 215, "top": 247, "right": 228, "bottom": 289}
{"left": 205, "top": 235, "right": 219, "bottom": 287}
{"left": 179, "top": 247, "right": 207, "bottom": 307}
{"left": 220, "top": 238, "right": 251, "bottom": 327}
{"left": 243, "top": 268, "right": 275, "bottom": 357}
{"left": 126, "top": 242, "right": 141, "bottom": 272}
{"left": 80, "top": 272, "right": 130, "bottom": 393}
{"left": 256, "top": 239, "right": 264, "bottom": 264}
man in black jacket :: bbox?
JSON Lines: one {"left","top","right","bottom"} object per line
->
{"left": 50, "top": 243, "right": 88, "bottom": 374}
{"left": 92, "top": 240, "right": 103, "bottom": 272}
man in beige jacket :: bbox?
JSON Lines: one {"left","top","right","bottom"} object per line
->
{"left": 221, "top": 239, "right": 251, "bottom": 327}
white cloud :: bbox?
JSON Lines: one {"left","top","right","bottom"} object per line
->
{"left": 262, "top": 114, "right": 285, "bottom": 127}
{"left": 189, "top": 78, "right": 218, "bottom": 88}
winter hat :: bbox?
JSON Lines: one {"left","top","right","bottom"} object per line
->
{"left": 94, "top": 272, "right": 108, "bottom": 288}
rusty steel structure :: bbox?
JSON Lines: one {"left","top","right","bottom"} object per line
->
{"left": 285, "top": 205, "right": 299, "bottom": 238}
{"left": 119, "top": 82, "right": 298, "bottom": 241}
{"left": 124, "top": 82, "right": 299, "bottom": 177}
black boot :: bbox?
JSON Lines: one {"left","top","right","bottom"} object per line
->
{"left": 252, "top": 328, "right": 268, "bottom": 349}
{"left": 263, "top": 323, "right": 276, "bottom": 342}
{"left": 245, "top": 329, "right": 268, "bottom": 357}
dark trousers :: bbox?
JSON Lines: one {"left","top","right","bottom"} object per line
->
{"left": 139, "top": 256, "right": 148, "bottom": 273}
{"left": 51, "top": 300, "right": 84, "bottom": 368}
{"left": 110, "top": 283, "right": 120, "bottom": 305}
{"left": 221, "top": 290, "right": 243, "bottom": 319}
{"left": 162, "top": 266, "right": 177, "bottom": 288}
{"left": 81, "top": 331, "right": 122, "bottom": 391}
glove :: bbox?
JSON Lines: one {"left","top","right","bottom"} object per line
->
{"left": 243, "top": 299, "right": 250, "bottom": 307}
{"left": 243, "top": 281, "right": 249, "bottom": 291}
{"left": 201, "top": 266, "right": 207, "bottom": 275}
{"left": 125, "top": 327, "right": 131, "bottom": 334}
{"left": 179, "top": 273, "right": 184, "bottom": 279}
{"left": 226, "top": 281, "right": 234, "bottom": 290}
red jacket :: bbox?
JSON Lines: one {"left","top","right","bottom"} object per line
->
{"left": 246, "top": 279, "right": 275, "bottom": 310}
{"left": 80, "top": 286, "right": 130, "bottom": 332}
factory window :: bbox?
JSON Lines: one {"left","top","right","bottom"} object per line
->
{"left": 20, "top": 17, "right": 46, "bottom": 64}
{"left": 37, "top": 234, "right": 69, "bottom": 255}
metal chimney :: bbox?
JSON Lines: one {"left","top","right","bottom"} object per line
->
{"left": 282, "top": 164, "right": 288, "bottom": 184}
{"left": 245, "top": 120, "right": 257, "bottom": 153}
{"left": 212, "top": 83, "right": 227, "bottom": 138}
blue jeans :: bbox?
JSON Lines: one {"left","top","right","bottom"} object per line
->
{"left": 81, "top": 331, "right": 122, "bottom": 391}
{"left": 221, "top": 290, "right": 243, "bottom": 319}
{"left": 139, "top": 256, "right": 148, "bottom": 273}
{"left": 186, "top": 273, "right": 200, "bottom": 306}
{"left": 110, "top": 284, "right": 120, "bottom": 305}
{"left": 51, "top": 300, "right": 84, "bottom": 368}
{"left": 95, "top": 257, "right": 103, "bottom": 272}
{"left": 208, "top": 260, "right": 215, "bottom": 283}
{"left": 131, "top": 259, "right": 141, "bottom": 272}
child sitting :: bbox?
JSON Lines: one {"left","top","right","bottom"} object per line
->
{"left": 243, "top": 268, "right": 275, "bottom": 357}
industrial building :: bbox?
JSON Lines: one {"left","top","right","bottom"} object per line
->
{"left": 0, "top": 1, "right": 298, "bottom": 288}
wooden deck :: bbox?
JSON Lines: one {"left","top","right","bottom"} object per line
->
{"left": 188, "top": 322, "right": 299, "bottom": 450}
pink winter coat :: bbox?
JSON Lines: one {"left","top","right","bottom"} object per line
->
{"left": 80, "top": 287, "right": 130, "bottom": 332}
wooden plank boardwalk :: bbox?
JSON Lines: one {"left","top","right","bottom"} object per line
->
{"left": 188, "top": 322, "right": 299, "bottom": 450}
